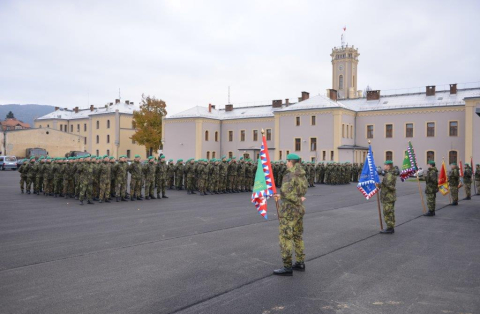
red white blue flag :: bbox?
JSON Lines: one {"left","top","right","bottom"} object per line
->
{"left": 357, "top": 145, "right": 380, "bottom": 199}
{"left": 251, "top": 134, "right": 276, "bottom": 219}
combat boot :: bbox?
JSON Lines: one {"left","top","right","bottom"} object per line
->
{"left": 105, "top": 199, "right": 110, "bottom": 203}
{"left": 27, "top": 190, "right": 30, "bottom": 194}
{"left": 187, "top": 190, "right": 192, "bottom": 195}
{"left": 137, "top": 197, "right": 142, "bottom": 200}
{"left": 150, "top": 195, "right": 156, "bottom": 199}
{"left": 463, "top": 197, "right": 471, "bottom": 200}
{"left": 162, "top": 194, "right": 168, "bottom": 198}
{"left": 273, "top": 267, "right": 293, "bottom": 276}
{"left": 292, "top": 262, "right": 305, "bottom": 272}
{"left": 121, "top": 197, "right": 128, "bottom": 201}
{"left": 87, "top": 200, "right": 94, "bottom": 205}
{"left": 424, "top": 211, "right": 434, "bottom": 217}
{"left": 21, "top": 190, "right": 24, "bottom": 194}
{"left": 451, "top": 201, "right": 458, "bottom": 206}
{"left": 99, "top": 199, "right": 103, "bottom": 203}
{"left": 380, "top": 228, "right": 394, "bottom": 234}
{"left": 191, "top": 190, "right": 196, "bottom": 194}
{"left": 79, "top": 200, "right": 84, "bottom": 205}
{"left": 157, "top": 193, "right": 161, "bottom": 199}
{"left": 145, "top": 196, "right": 150, "bottom": 200}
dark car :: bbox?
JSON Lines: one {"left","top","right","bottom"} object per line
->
{"left": 16, "top": 158, "right": 28, "bottom": 167}
{"left": 65, "top": 151, "right": 90, "bottom": 158}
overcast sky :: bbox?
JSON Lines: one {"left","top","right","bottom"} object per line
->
{"left": 1, "top": 0, "right": 479, "bottom": 115}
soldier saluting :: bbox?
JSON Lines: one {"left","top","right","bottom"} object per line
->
{"left": 273, "top": 153, "right": 308, "bottom": 276}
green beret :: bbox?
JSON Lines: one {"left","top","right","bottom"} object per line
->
{"left": 222, "top": 155, "right": 226, "bottom": 159}
{"left": 465, "top": 163, "right": 469, "bottom": 166}
{"left": 134, "top": 154, "right": 141, "bottom": 158}
{"left": 148, "top": 156, "right": 154, "bottom": 160}
{"left": 450, "top": 162, "right": 457, "bottom": 166}
{"left": 109, "top": 156, "right": 115, "bottom": 160}
{"left": 90, "top": 155, "right": 96, "bottom": 158}
{"left": 177, "top": 159, "right": 183, "bottom": 162}
{"left": 160, "top": 155, "right": 165, "bottom": 159}
{"left": 239, "top": 157, "right": 244, "bottom": 160}
{"left": 286, "top": 153, "right": 300, "bottom": 160}
{"left": 227, "top": 158, "right": 231, "bottom": 162}
{"left": 384, "top": 160, "right": 393, "bottom": 165}
{"left": 169, "top": 159, "right": 173, "bottom": 162}
{"left": 232, "top": 156, "right": 236, "bottom": 160}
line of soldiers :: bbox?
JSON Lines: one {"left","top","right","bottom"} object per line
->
{"left": 166, "top": 157, "right": 364, "bottom": 195}
{"left": 18, "top": 154, "right": 171, "bottom": 205}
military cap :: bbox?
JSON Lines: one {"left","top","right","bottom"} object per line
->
{"left": 177, "top": 159, "right": 183, "bottom": 162}
{"left": 168, "top": 159, "right": 173, "bottom": 162}
{"left": 384, "top": 160, "right": 393, "bottom": 165}
{"left": 133, "top": 154, "right": 140, "bottom": 158}
{"left": 160, "top": 155, "right": 165, "bottom": 159}
{"left": 221, "top": 155, "right": 226, "bottom": 159}
{"left": 148, "top": 156, "right": 154, "bottom": 160}
{"left": 227, "top": 158, "right": 231, "bottom": 162}
{"left": 239, "top": 157, "right": 244, "bottom": 160}
{"left": 465, "top": 163, "right": 470, "bottom": 166}
{"left": 232, "top": 156, "right": 236, "bottom": 160}
{"left": 450, "top": 162, "right": 457, "bottom": 166}
{"left": 286, "top": 153, "right": 300, "bottom": 160}
{"left": 90, "top": 155, "right": 96, "bottom": 158}
{"left": 109, "top": 156, "right": 115, "bottom": 160}
{"left": 428, "top": 160, "right": 435, "bottom": 165}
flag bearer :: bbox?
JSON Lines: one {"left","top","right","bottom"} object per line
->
{"left": 273, "top": 153, "right": 308, "bottom": 276}
{"left": 377, "top": 160, "right": 397, "bottom": 234}
{"left": 424, "top": 161, "right": 438, "bottom": 217}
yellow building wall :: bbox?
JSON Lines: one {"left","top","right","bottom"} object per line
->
{"left": 4, "top": 129, "right": 85, "bottom": 158}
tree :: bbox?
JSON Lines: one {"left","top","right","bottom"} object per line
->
{"left": 131, "top": 94, "right": 167, "bottom": 157}
{"left": 6, "top": 111, "right": 14, "bottom": 119}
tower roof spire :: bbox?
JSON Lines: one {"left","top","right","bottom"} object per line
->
{"left": 341, "top": 26, "right": 346, "bottom": 47}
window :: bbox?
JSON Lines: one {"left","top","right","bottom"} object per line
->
{"left": 47, "top": 124, "right": 49, "bottom": 128}
{"left": 339, "top": 75, "right": 344, "bottom": 90}
{"left": 330, "top": 151, "right": 334, "bottom": 161}
{"left": 84, "top": 138, "right": 86, "bottom": 145}
{"left": 367, "top": 125, "right": 374, "bottom": 139}
{"left": 107, "top": 135, "right": 110, "bottom": 143}
{"left": 212, "top": 152, "right": 216, "bottom": 159}
{"left": 106, "top": 149, "right": 110, "bottom": 156}
{"left": 449, "top": 151, "right": 457, "bottom": 165}
{"left": 427, "top": 122, "right": 435, "bottom": 137}
{"left": 363, "top": 151, "right": 366, "bottom": 160}
{"left": 228, "top": 131, "right": 233, "bottom": 142}
{"left": 406, "top": 123, "right": 413, "bottom": 137}
{"left": 206, "top": 151, "right": 210, "bottom": 160}
{"left": 240, "top": 130, "right": 245, "bottom": 142}
{"left": 322, "top": 151, "right": 326, "bottom": 161}
{"left": 107, "top": 120, "right": 110, "bottom": 128}
{"left": 386, "top": 124, "right": 393, "bottom": 138}
{"left": 256, "top": 153, "right": 260, "bottom": 160}
{"left": 96, "top": 121, "right": 99, "bottom": 129}
{"left": 342, "top": 124, "right": 345, "bottom": 138}
{"left": 295, "top": 138, "right": 301, "bottom": 151}
{"left": 286, "top": 150, "right": 290, "bottom": 156}
{"left": 253, "top": 130, "right": 258, "bottom": 141}
{"left": 449, "top": 121, "right": 458, "bottom": 136}
{"left": 215, "top": 131, "right": 218, "bottom": 142}
{"left": 132, "top": 139, "right": 136, "bottom": 144}
{"left": 311, "top": 116, "right": 316, "bottom": 126}
{"left": 228, "top": 151, "right": 233, "bottom": 158}
{"left": 60, "top": 125, "right": 63, "bottom": 131}
{"left": 132, "top": 121, "right": 135, "bottom": 129}
{"left": 266, "top": 129, "right": 272, "bottom": 141}
{"left": 346, "top": 125, "right": 349, "bottom": 138}
{"left": 427, "top": 151, "right": 435, "bottom": 163}
{"left": 96, "top": 135, "right": 99, "bottom": 144}
{"left": 205, "top": 130, "right": 209, "bottom": 141}
{"left": 77, "top": 124, "right": 80, "bottom": 132}
{"left": 296, "top": 117, "right": 301, "bottom": 126}
{"left": 310, "top": 138, "right": 317, "bottom": 151}
{"left": 385, "top": 151, "right": 393, "bottom": 161}
{"left": 350, "top": 125, "right": 353, "bottom": 139}
{"left": 96, "top": 150, "right": 99, "bottom": 156}
{"left": 279, "top": 151, "right": 283, "bottom": 160}
{"left": 127, "top": 150, "right": 131, "bottom": 158}
{"left": 84, "top": 124, "right": 87, "bottom": 132}
{"left": 311, "top": 157, "right": 316, "bottom": 162}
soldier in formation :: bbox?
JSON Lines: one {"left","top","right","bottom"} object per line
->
{"left": 448, "top": 163, "right": 460, "bottom": 206}
{"left": 476, "top": 164, "right": 480, "bottom": 195}
{"left": 463, "top": 164, "right": 472, "bottom": 200}
{"left": 423, "top": 161, "right": 438, "bottom": 217}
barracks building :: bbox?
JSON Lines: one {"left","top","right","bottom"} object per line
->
{"left": 164, "top": 43, "right": 480, "bottom": 168}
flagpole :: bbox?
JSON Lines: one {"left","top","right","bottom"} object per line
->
{"left": 261, "top": 128, "right": 282, "bottom": 220}
{"left": 444, "top": 157, "right": 452, "bottom": 203}
{"left": 369, "top": 140, "right": 384, "bottom": 231}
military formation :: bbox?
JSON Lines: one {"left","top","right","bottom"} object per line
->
{"left": 18, "top": 154, "right": 170, "bottom": 205}
{"left": 165, "top": 157, "right": 363, "bottom": 196}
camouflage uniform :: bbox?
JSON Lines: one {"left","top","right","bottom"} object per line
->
{"left": 424, "top": 166, "right": 439, "bottom": 213}
{"left": 99, "top": 159, "right": 111, "bottom": 201}
{"left": 475, "top": 165, "right": 480, "bottom": 195}
{"left": 43, "top": 160, "right": 51, "bottom": 195}
{"left": 114, "top": 158, "right": 128, "bottom": 200}
{"left": 185, "top": 160, "right": 196, "bottom": 194}
{"left": 63, "top": 160, "right": 75, "bottom": 197}
{"left": 278, "top": 162, "right": 308, "bottom": 268}
{"left": 110, "top": 159, "right": 117, "bottom": 198}
{"left": 244, "top": 161, "right": 254, "bottom": 192}
{"left": 144, "top": 159, "right": 156, "bottom": 199}
{"left": 26, "top": 160, "right": 36, "bottom": 193}
{"left": 227, "top": 160, "right": 237, "bottom": 192}
{"left": 79, "top": 159, "right": 94, "bottom": 203}
{"left": 219, "top": 159, "right": 228, "bottom": 193}
{"left": 174, "top": 161, "right": 184, "bottom": 190}
{"left": 380, "top": 168, "right": 397, "bottom": 229}
{"left": 18, "top": 162, "right": 28, "bottom": 193}
{"left": 128, "top": 160, "right": 143, "bottom": 199}
{"left": 197, "top": 161, "right": 208, "bottom": 195}
{"left": 91, "top": 159, "right": 100, "bottom": 200}
{"left": 167, "top": 161, "right": 175, "bottom": 188}
{"left": 209, "top": 161, "right": 220, "bottom": 193}
{"left": 448, "top": 166, "right": 460, "bottom": 203}
{"left": 155, "top": 158, "right": 168, "bottom": 198}
{"left": 463, "top": 165, "right": 472, "bottom": 199}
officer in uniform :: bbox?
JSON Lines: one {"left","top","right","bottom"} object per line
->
{"left": 463, "top": 164, "right": 472, "bottom": 200}
{"left": 475, "top": 164, "right": 480, "bottom": 195}
{"left": 128, "top": 155, "right": 143, "bottom": 201}
{"left": 273, "top": 153, "right": 308, "bottom": 276}
{"left": 377, "top": 160, "right": 397, "bottom": 234}
{"left": 424, "top": 161, "right": 438, "bottom": 216}
{"left": 448, "top": 163, "right": 459, "bottom": 205}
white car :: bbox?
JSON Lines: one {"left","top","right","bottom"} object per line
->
{"left": 0, "top": 156, "right": 18, "bottom": 170}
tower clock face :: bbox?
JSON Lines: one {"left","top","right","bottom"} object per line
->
{"left": 339, "top": 65, "right": 344, "bottom": 71}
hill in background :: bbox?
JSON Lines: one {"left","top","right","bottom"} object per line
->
{"left": 0, "top": 104, "right": 55, "bottom": 127}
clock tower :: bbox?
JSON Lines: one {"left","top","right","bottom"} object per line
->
{"left": 330, "top": 35, "right": 360, "bottom": 99}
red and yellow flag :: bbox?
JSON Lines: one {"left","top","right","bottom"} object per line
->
{"left": 438, "top": 160, "right": 450, "bottom": 196}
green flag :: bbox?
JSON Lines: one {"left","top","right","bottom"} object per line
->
{"left": 400, "top": 141, "right": 417, "bottom": 181}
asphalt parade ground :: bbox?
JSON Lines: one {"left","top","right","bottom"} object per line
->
{"left": 0, "top": 170, "right": 479, "bottom": 314}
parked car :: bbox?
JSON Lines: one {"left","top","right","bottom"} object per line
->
{"left": 65, "top": 151, "right": 90, "bottom": 158}
{"left": 0, "top": 156, "right": 18, "bottom": 170}
{"left": 26, "top": 148, "right": 48, "bottom": 159}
